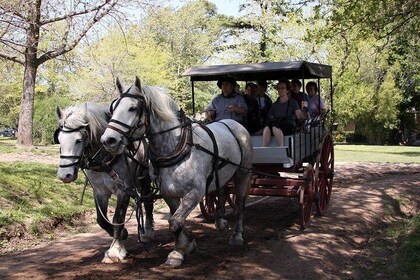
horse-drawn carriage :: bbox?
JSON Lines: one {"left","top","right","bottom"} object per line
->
{"left": 182, "top": 61, "right": 334, "bottom": 229}
{"left": 57, "top": 60, "right": 334, "bottom": 267}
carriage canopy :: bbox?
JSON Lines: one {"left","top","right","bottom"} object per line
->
{"left": 181, "top": 61, "right": 332, "bottom": 81}
{"left": 182, "top": 60, "right": 333, "bottom": 116}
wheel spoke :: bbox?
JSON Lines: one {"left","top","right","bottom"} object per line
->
{"left": 315, "top": 132, "right": 334, "bottom": 216}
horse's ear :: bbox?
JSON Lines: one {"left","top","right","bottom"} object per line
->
{"left": 56, "top": 106, "right": 63, "bottom": 119}
{"left": 135, "top": 76, "right": 142, "bottom": 90}
{"left": 116, "top": 77, "right": 124, "bottom": 95}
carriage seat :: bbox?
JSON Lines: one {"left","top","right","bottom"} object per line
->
{"left": 251, "top": 135, "right": 294, "bottom": 166}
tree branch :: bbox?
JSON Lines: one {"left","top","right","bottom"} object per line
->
{"left": 0, "top": 50, "right": 24, "bottom": 64}
{"left": 37, "top": 1, "right": 118, "bottom": 65}
{"left": 40, "top": 0, "right": 116, "bottom": 25}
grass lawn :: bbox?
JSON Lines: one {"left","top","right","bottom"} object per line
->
{"left": 335, "top": 144, "right": 420, "bottom": 163}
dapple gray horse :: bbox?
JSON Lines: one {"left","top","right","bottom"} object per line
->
{"left": 55, "top": 102, "right": 154, "bottom": 263}
{"left": 101, "top": 77, "right": 253, "bottom": 267}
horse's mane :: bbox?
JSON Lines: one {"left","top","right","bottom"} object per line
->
{"left": 59, "top": 102, "right": 109, "bottom": 141}
{"left": 129, "top": 85, "right": 179, "bottom": 122}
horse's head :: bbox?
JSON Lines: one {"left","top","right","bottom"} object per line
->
{"left": 101, "top": 76, "right": 148, "bottom": 155}
{"left": 55, "top": 105, "right": 90, "bottom": 183}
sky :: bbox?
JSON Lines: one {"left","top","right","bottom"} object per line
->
{"left": 209, "top": 0, "right": 240, "bottom": 16}
{"left": 169, "top": 0, "right": 241, "bottom": 17}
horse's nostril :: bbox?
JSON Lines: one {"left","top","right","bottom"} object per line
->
{"left": 106, "top": 137, "right": 117, "bottom": 145}
{"left": 65, "top": 173, "right": 73, "bottom": 179}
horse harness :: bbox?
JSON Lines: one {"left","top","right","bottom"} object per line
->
{"left": 106, "top": 89, "right": 248, "bottom": 209}
{"left": 55, "top": 124, "right": 153, "bottom": 238}
{"left": 142, "top": 109, "right": 245, "bottom": 198}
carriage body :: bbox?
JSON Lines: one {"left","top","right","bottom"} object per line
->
{"left": 182, "top": 61, "right": 334, "bottom": 229}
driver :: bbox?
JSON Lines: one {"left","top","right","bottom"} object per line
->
{"left": 204, "top": 76, "right": 247, "bottom": 125}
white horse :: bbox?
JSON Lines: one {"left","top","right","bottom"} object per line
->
{"left": 55, "top": 102, "right": 154, "bottom": 263}
{"left": 101, "top": 77, "right": 253, "bottom": 267}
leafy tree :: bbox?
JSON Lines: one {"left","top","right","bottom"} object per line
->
{"left": 0, "top": 0, "right": 146, "bottom": 147}
{"left": 219, "top": 0, "right": 315, "bottom": 63}
{"left": 132, "top": 0, "right": 225, "bottom": 112}
{"left": 68, "top": 29, "right": 172, "bottom": 103}
{"left": 0, "top": 61, "right": 21, "bottom": 128}
{"left": 33, "top": 94, "right": 74, "bottom": 145}
{"left": 308, "top": 0, "right": 419, "bottom": 144}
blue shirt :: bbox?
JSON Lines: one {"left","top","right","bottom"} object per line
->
{"left": 205, "top": 93, "right": 248, "bottom": 124}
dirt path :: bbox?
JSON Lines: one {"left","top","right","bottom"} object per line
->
{"left": 0, "top": 162, "right": 419, "bottom": 280}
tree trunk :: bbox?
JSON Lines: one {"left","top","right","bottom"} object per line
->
{"left": 15, "top": 0, "right": 41, "bottom": 148}
{"left": 16, "top": 64, "right": 37, "bottom": 147}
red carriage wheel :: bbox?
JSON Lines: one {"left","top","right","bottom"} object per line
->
{"left": 199, "top": 190, "right": 237, "bottom": 222}
{"left": 314, "top": 132, "right": 334, "bottom": 216}
{"left": 300, "top": 164, "right": 315, "bottom": 229}
{"left": 199, "top": 191, "right": 218, "bottom": 222}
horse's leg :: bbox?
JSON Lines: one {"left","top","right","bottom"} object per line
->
{"left": 164, "top": 190, "right": 201, "bottom": 267}
{"left": 215, "top": 185, "right": 229, "bottom": 235}
{"left": 94, "top": 190, "right": 113, "bottom": 237}
{"left": 229, "top": 170, "right": 251, "bottom": 246}
{"left": 139, "top": 176, "right": 155, "bottom": 243}
{"left": 102, "top": 192, "right": 130, "bottom": 264}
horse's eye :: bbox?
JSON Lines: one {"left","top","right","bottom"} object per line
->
{"left": 129, "top": 106, "right": 137, "bottom": 112}
{"left": 76, "top": 139, "right": 82, "bottom": 144}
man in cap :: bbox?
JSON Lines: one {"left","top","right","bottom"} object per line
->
{"left": 205, "top": 76, "right": 247, "bottom": 125}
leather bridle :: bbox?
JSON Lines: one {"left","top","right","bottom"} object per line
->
{"left": 54, "top": 126, "right": 89, "bottom": 169}
{"left": 106, "top": 90, "right": 151, "bottom": 142}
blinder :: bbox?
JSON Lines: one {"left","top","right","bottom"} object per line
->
{"left": 109, "top": 98, "right": 118, "bottom": 115}
{"left": 107, "top": 92, "right": 149, "bottom": 139}
{"left": 53, "top": 128, "right": 61, "bottom": 144}
{"left": 55, "top": 125, "right": 90, "bottom": 169}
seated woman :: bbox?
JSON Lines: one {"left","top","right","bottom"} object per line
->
{"left": 262, "top": 78, "right": 307, "bottom": 147}
{"left": 306, "top": 81, "right": 327, "bottom": 118}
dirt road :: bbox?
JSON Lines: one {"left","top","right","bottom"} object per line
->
{"left": 0, "top": 162, "right": 419, "bottom": 280}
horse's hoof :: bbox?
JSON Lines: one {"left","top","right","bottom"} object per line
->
{"left": 229, "top": 238, "right": 244, "bottom": 246}
{"left": 121, "top": 228, "right": 128, "bottom": 240}
{"left": 164, "top": 250, "right": 184, "bottom": 268}
{"left": 139, "top": 229, "right": 154, "bottom": 243}
{"left": 216, "top": 219, "right": 230, "bottom": 236}
{"left": 102, "top": 252, "right": 122, "bottom": 263}
{"left": 229, "top": 233, "right": 244, "bottom": 246}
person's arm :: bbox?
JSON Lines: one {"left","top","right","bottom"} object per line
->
{"left": 204, "top": 99, "right": 216, "bottom": 121}
{"left": 205, "top": 110, "right": 215, "bottom": 120}
{"left": 228, "top": 105, "right": 247, "bottom": 116}
{"left": 295, "top": 108, "right": 308, "bottom": 120}
{"left": 227, "top": 96, "right": 247, "bottom": 116}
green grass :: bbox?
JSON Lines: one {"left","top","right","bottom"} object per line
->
{"left": 0, "top": 137, "right": 59, "bottom": 156}
{"left": 393, "top": 215, "right": 420, "bottom": 279}
{"left": 335, "top": 144, "right": 420, "bottom": 163}
{"left": 0, "top": 162, "right": 94, "bottom": 241}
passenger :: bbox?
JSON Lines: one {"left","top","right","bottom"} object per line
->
{"left": 205, "top": 77, "right": 247, "bottom": 125}
{"left": 306, "top": 81, "right": 327, "bottom": 118}
{"left": 243, "top": 82, "right": 263, "bottom": 134}
{"left": 290, "top": 79, "right": 310, "bottom": 114}
{"left": 262, "top": 78, "right": 307, "bottom": 147}
{"left": 256, "top": 80, "right": 273, "bottom": 127}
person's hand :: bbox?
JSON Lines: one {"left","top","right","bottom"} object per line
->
{"left": 205, "top": 110, "right": 215, "bottom": 120}
{"left": 226, "top": 105, "right": 235, "bottom": 113}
